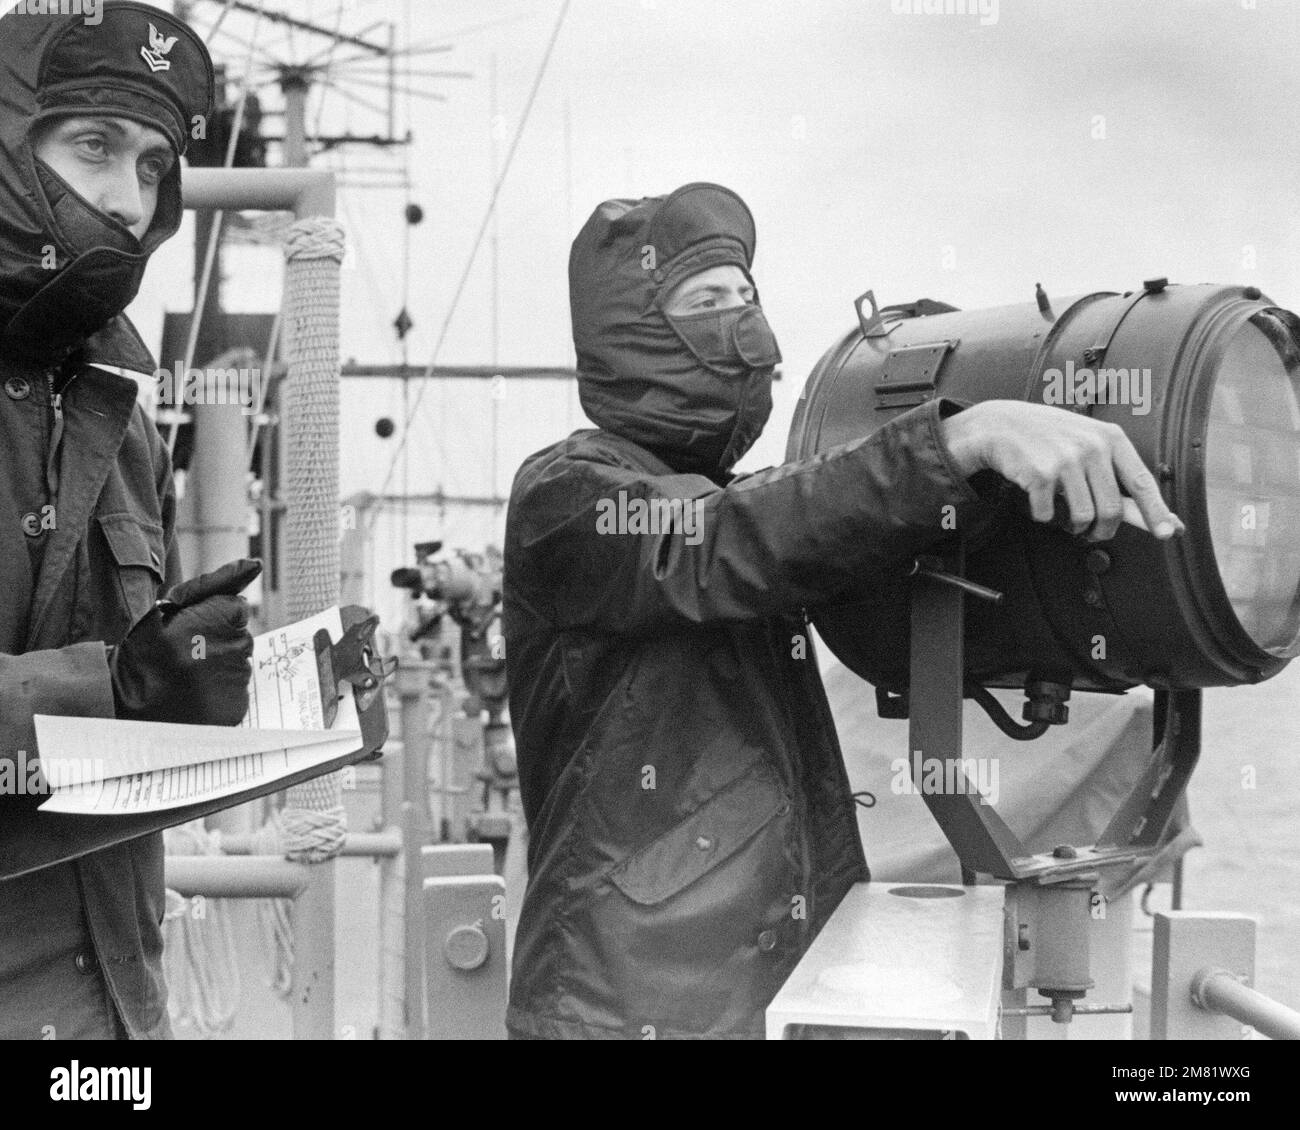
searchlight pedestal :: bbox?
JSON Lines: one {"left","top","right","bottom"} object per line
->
{"left": 767, "top": 279, "right": 1300, "bottom": 1039}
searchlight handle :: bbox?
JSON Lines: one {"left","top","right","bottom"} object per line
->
{"left": 909, "top": 555, "right": 1004, "bottom": 605}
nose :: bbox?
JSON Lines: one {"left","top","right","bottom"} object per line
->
{"left": 98, "top": 170, "right": 146, "bottom": 235}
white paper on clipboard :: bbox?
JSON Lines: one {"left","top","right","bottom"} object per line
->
{"left": 35, "top": 606, "right": 363, "bottom": 815}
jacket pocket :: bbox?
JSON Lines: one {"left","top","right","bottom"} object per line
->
{"left": 98, "top": 513, "right": 166, "bottom": 628}
{"left": 606, "top": 761, "right": 787, "bottom": 906}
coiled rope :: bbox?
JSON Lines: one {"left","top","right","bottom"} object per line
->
{"left": 163, "top": 822, "right": 241, "bottom": 1037}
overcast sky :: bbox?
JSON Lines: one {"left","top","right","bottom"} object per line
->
{"left": 66, "top": 0, "right": 1300, "bottom": 616}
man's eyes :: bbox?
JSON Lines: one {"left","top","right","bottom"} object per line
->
{"left": 73, "top": 134, "right": 109, "bottom": 159}
{"left": 138, "top": 157, "right": 170, "bottom": 185}
{"left": 689, "top": 296, "right": 755, "bottom": 310}
{"left": 70, "top": 134, "right": 168, "bottom": 184}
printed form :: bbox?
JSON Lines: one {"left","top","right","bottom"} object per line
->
{"left": 34, "top": 607, "right": 364, "bottom": 815}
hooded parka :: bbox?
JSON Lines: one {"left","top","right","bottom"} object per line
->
{"left": 504, "top": 184, "right": 993, "bottom": 1039}
{"left": 0, "top": 1, "right": 213, "bottom": 1039}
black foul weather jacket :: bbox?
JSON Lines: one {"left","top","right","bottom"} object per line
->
{"left": 504, "top": 185, "right": 993, "bottom": 1039}
{"left": 0, "top": 327, "right": 180, "bottom": 1041}
{"left": 0, "top": 2, "right": 212, "bottom": 1039}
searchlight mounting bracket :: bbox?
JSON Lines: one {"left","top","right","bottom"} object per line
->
{"left": 907, "top": 538, "right": 1202, "bottom": 1022}
{"left": 906, "top": 536, "right": 1202, "bottom": 886}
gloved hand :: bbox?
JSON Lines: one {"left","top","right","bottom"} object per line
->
{"left": 109, "top": 559, "right": 262, "bottom": 726}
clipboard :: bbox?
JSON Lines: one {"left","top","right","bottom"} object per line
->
{"left": 0, "top": 605, "right": 393, "bottom": 881}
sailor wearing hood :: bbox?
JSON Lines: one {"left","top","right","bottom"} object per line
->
{"left": 0, "top": 1, "right": 257, "bottom": 1039}
{"left": 505, "top": 182, "right": 1185, "bottom": 1039}
{"left": 500, "top": 183, "right": 996, "bottom": 1039}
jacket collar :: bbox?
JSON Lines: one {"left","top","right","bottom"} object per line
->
{"left": 82, "top": 314, "right": 158, "bottom": 377}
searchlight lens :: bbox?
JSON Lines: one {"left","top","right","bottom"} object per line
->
{"left": 1204, "top": 311, "right": 1300, "bottom": 655}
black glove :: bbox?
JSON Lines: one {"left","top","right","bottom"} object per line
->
{"left": 110, "top": 559, "right": 262, "bottom": 726}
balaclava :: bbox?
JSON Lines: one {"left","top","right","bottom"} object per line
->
{"left": 570, "top": 182, "right": 782, "bottom": 477}
{"left": 0, "top": 0, "right": 214, "bottom": 362}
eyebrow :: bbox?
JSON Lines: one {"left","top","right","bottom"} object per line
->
{"left": 60, "top": 116, "right": 172, "bottom": 155}
{"left": 685, "top": 282, "right": 755, "bottom": 297}
{"left": 64, "top": 116, "right": 127, "bottom": 137}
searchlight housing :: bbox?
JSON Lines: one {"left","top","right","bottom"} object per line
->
{"left": 788, "top": 279, "right": 1300, "bottom": 706}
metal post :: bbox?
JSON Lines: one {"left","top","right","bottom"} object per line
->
{"left": 1191, "top": 969, "right": 1300, "bottom": 1041}
{"left": 280, "top": 69, "right": 310, "bottom": 169}
{"left": 178, "top": 166, "right": 344, "bottom": 1041}
{"left": 166, "top": 856, "right": 312, "bottom": 899}
{"left": 184, "top": 169, "right": 336, "bottom": 221}
{"left": 423, "top": 874, "right": 508, "bottom": 1040}
{"left": 399, "top": 661, "right": 436, "bottom": 1038}
{"left": 190, "top": 343, "right": 259, "bottom": 839}
{"left": 218, "top": 831, "right": 400, "bottom": 858}
{"left": 907, "top": 543, "right": 1027, "bottom": 877}
{"left": 377, "top": 733, "right": 406, "bottom": 1040}
{"left": 289, "top": 865, "right": 336, "bottom": 1038}
{"left": 340, "top": 491, "right": 376, "bottom": 607}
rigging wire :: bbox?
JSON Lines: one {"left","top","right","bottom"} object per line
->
{"left": 298, "top": 11, "right": 531, "bottom": 73}
{"left": 316, "top": 81, "right": 390, "bottom": 120}
{"left": 166, "top": 0, "right": 269, "bottom": 455}
{"left": 399, "top": 0, "right": 414, "bottom": 560}
{"left": 203, "top": 20, "right": 294, "bottom": 67}
{"left": 489, "top": 50, "right": 499, "bottom": 511}
{"left": 365, "top": 0, "right": 573, "bottom": 537}
{"left": 309, "top": 0, "right": 350, "bottom": 143}
{"left": 336, "top": 67, "right": 474, "bottom": 80}
{"left": 190, "top": 0, "right": 393, "bottom": 467}
{"left": 328, "top": 74, "right": 449, "bottom": 103}
{"left": 204, "top": 0, "right": 238, "bottom": 41}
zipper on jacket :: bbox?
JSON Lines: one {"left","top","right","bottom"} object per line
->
{"left": 45, "top": 368, "right": 70, "bottom": 499}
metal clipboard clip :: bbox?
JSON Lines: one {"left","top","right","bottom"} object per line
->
{"left": 312, "top": 607, "right": 396, "bottom": 743}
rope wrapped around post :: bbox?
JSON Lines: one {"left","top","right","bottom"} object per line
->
{"left": 280, "top": 215, "right": 347, "bottom": 863}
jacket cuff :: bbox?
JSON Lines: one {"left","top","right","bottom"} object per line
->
{"left": 916, "top": 396, "right": 984, "bottom": 506}
{"left": 0, "top": 644, "right": 116, "bottom": 768}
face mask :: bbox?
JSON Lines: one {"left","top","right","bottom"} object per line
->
{"left": 652, "top": 302, "right": 779, "bottom": 472}
{"left": 3, "top": 156, "right": 178, "bottom": 359}
{"left": 40, "top": 156, "right": 143, "bottom": 256}
{"left": 664, "top": 303, "right": 782, "bottom": 376}
{"left": 717, "top": 359, "right": 776, "bottom": 472}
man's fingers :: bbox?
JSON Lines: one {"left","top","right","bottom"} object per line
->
{"left": 1026, "top": 480, "right": 1056, "bottom": 524}
{"left": 1110, "top": 440, "right": 1184, "bottom": 539}
{"left": 968, "top": 404, "right": 1186, "bottom": 540}
{"left": 1118, "top": 496, "right": 1188, "bottom": 535}
{"left": 175, "top": 594, "right": 251, "bottom": 636}
{"left": 1120, "top": 498, "right": 1147, "bottom": 532}
{"left": 167, "top": 558, "right": 263, "bottom": 609}
{"left": 1058, "top": 463, "right": 1095, "bottom": 536}
{"left": 1083, "top": 453, "right": 1125, "bottom": 542}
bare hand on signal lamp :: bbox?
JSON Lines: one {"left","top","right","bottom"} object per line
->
{"left": 941, "top": 400, "right": 1187, "bottom": 543}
